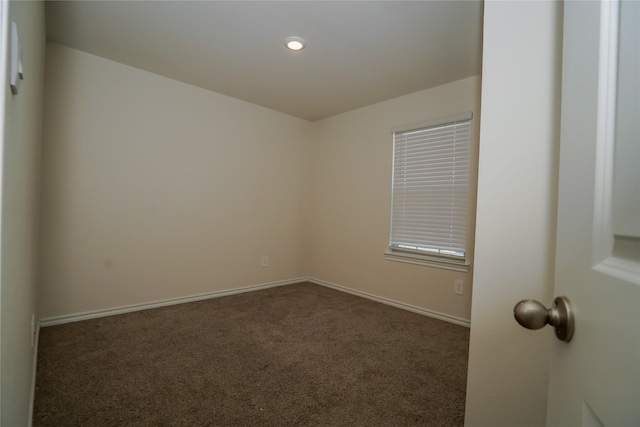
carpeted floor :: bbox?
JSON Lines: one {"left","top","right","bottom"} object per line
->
{"left": 34, "top": 282, "right": 470, "bottom": 426}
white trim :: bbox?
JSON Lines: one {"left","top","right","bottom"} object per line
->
{"left": 390, "top": 111, "right": 473, "bottom": 134}
{"left": 594, "top": 257, "right": 640, "bottom": 287}
{"left": 385, "top": 250, "right": 470, "bottom": 272}
{"left": 28, "top": 319, "right": 40, "bottom": 427}
{"left": 39, "top": 276, "right": 471, "bottom": 329}
{"left": 307, "top": 277, "right": 471, "bottom": 328}
{"left": 592, "top": 0, "right": 619, "bottom": 267}
{"left": 0, "top": 0, "right": 10, "bottom": 408}
{"left": 40, "top": 278, "right": 306, "bottom": 327}
{"left": 591, "top": 0, "right": 639, "bottom": 286}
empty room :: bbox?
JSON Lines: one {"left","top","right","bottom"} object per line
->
{"left": 2, "top": 0, "right": 638, "bottom": 426}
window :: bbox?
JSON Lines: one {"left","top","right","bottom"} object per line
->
{"left": 386, "top": 112, "right": 472, "bottom": 271}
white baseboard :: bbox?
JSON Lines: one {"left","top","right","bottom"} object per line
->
{"left": 40, "top": 277, "right": 306, "bottom": 327}
{"left": 39, "top": 276, "right": 470, "bottom": 329}
{"left": 28, "top": 318, "right": 40, "bottom": 427}
{"left": 306, "top": 277, "right": 471, "bottom": 328}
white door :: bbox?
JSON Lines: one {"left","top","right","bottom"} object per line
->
{"left": 545, "top": 0, "right": 639, "bottom": 425}
{"left": 0, "top": 0, "right": 9, "bottom": 411}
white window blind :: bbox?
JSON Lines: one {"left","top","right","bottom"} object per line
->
{"left": 390, "top": 115, "right": 471, "bottom": 260}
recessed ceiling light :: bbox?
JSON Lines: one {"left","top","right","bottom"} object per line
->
{"left": 285, "top": 36, "right": 306, "bottom": 51}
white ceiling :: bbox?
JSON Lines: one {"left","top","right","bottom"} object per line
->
{"left": 46, "top": 1, "right": 483, "bottom": 122}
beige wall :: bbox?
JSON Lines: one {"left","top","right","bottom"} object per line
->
{"left": 39, "top": 43, "right": 312, "bottom": 319}
{"left": 1, "top": 1, "right": 46, "bottom": 425}
{"left": 40, "top": 44, "right": 480, "bottom": 326}
{"left": 307, "top": 77, "right": 481, "bottom": 323}
{"left": 465, "top": 1, "right": 562, "bottom": 425}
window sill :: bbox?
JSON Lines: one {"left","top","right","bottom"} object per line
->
{"left": 384, "top": 251, "right": 470, "bottom": 272}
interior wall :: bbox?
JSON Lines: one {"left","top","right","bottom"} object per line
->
{"left": 1, "top": 1, "right": 45, "bottom": 425}
{"left": 464, "top": 1, "right": 563, "bottom": 425}
{"left": 307, "top": 76, "right": 481, "bottom": 323}
{"left": 39, "top": 43, "right": 312, "bottom": 319}
{"left": 41, "top": 42, "right": 481, "bottom": 325}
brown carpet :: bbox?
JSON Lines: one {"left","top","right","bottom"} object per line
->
{"left": 34, "top": 282, "right": 469, "bottom": 426}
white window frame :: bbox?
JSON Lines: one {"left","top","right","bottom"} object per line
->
{"left": 385, "top": 112, "right": 473, "bottom": 272}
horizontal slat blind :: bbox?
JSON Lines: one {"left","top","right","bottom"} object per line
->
{"left": 390, "top": 117, "right": 471, "bottom": 258}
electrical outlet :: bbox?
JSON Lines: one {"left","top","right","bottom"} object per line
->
{"left": 262, "top": 256, "right": 268, "bottom": 267}
{"left": 31, "top": 314, "right": 35, "bottom": 348}
{"left": 454, "top": 280, "right": 464, "bottom": 295}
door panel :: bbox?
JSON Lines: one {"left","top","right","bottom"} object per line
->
{"left": 547, "top": 1, "right": 640, "bottom": 425}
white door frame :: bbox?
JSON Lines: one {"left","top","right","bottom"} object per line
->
{"left": 465, "top": 1, "right": 562, "bottom": 425}
{"left": 0, "top": 0, "right": 11, "bottom": 409}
